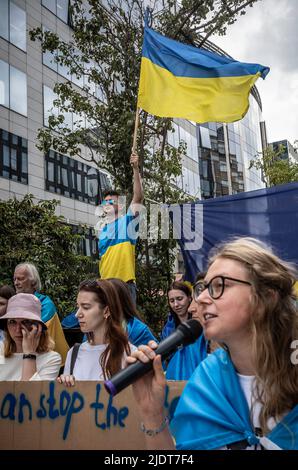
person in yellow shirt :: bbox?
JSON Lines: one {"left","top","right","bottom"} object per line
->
{"left": 97, "top": 152, "right": 143, "bottom": 304}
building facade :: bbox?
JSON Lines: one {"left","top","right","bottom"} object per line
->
{"left": 0, "top": 0, "right": 267, "bottom": 253}
{"left": 269, "top": 139, "right": 298, "bottom": 164}
{"left": 0, "top": 0, "right": 112, "bottom": 257}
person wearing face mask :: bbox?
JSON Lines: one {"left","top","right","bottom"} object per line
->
{"left": 0, "top": 293, "right": 61, "bottom": 381}
{"left": 127, "top": 237, "right": 298, "bottom": 450}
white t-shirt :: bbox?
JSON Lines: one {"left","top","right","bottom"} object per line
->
{"left": 63, "top": 341, "right": 137, "bottom": 380}
{"left": 0, "top": 343, "right": 61, "bottom": 381}
{"left": 218, "top": 374, "right": 281, "bottom": 450}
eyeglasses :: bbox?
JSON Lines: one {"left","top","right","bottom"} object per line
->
{"left": 101, "top": 199, "right": 116, "bottom": 206}
{"left": 193, "top": 276, "right": 252, "bottom": 300}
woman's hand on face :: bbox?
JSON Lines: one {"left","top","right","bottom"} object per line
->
{"left": 126, "top": 341, "right": 166, "bottom": 418}
{"left": 22, "top": 322, "right": 42, "bottom": 354}
{"left": 57, "top": 374, "right": 76, "bottom": 387}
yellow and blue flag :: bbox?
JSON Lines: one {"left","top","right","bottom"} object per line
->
{"left": 137, "top": 25, "right": 270, "bottom": 123}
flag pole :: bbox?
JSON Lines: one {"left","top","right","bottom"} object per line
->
{"left": 132, "top": 107, "right": 140, "bottom": 154}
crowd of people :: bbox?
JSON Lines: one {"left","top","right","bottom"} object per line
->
{"left": 0, "top": 237, "right": 297, "bottom": 449}
{"left": 0, "top": 152, "right": 297, "bottom": 450}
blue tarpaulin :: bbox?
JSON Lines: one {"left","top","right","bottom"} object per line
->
{"left": 173, "top": 182, "right": 298, "bottom": 282}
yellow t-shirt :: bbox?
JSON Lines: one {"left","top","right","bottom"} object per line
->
{"left": 98, "top": 211, "right": 138, "bottom": 282}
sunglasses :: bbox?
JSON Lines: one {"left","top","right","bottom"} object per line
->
{"left": 101, "top": 199, "right": 116, "bottom": 206}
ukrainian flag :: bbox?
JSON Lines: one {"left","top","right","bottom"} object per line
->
{"left": 137, "top": 26, "right": 270, "bottom": 123}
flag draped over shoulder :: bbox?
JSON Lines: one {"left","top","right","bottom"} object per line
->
{"left": 137, "top": 24, "right": 270, "bottom": 123}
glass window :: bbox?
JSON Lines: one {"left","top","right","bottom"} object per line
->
{"left": 62, "top": 99, "right": 73, "bottom": 128}
{"left": 2, "top": 130, "right": 9, "bottom": 141}
{"left": 200, "top": 126, "right": 212, "bottom": 149}
{"left": 42, "top": 0, "right": 69, "bottom": 23}
{"left": 99, "top": 172, "right": 110, "bottom": 191}
{"left": 3, "top": 144, "right": 10, "bottom": 166}
{"left": 208, "top": 122, "right": 217, "bottom": 132}
{"left": 0, "top": 0, "right": 9, "bottom": 41}
{"left": 57, "top": 167, "right": 61, "bottom": 184}
{"left": 43, "top": 47, "right": 57, "bottom": 71}
{"left": 85, "top": 240, "right": 91, "bottom": 257}
{"left": 10, "top": 2, "right": 26, "bottom": 51}
{"left": 179, "top": 127, "right": 186, "bottom": 144}
{"left": 11, "top": 147, "right": 17, "bottom": 170}
{"left": 43, "top": 86, "right": 58, "bottom": 126}
{"left": 87, "top": 167, "right": 98, "bottom": 197}
{"left": 58, "top": 53, "right": 71, "bottom": 79}
{"left": 202, "top": 180, "right": 210, "bottom": 194}
{"left": 57, "top": 0, "right": 69, "bottom": 23}
{"left": 45, "top": 150, "right": 111, "bottom": 205}
{"left": 0, "top": 129, "right": 28, "bottom": 184}
{"left": 0, "top": 60, "right": 9, "bottom": 108}
{"left": 22, "top": 151, "right": 27, "bottom": 174}
{"left": 70, "top": 170, "right": 75, "bottom": 188}
{"left": 10, "top": 66, "right": 27, "bottom": 115}
{"left": 229, "top": 140, "right": 236, "bottom": 155}
{"left": 72, "top": 50, "right": 84, "bottom": 88}
{"left": 202, "top": 161, "right": 208, "bottom": 179}
{"left": 47, "top": 161, "right": 54, "bottom": 181}
{"left": 42, "top": 0, "right": 56, "bottom": 14}
{"left": 77, "top": 173, "right": 81, "bottom": 191}
{"left": 95, "top": 84, "right": 105, "bottom": 102}
{"left": 62, "top": 167, "right": 68, "bottom": 186}
{"left": 43, "top": 28, "right": 57, "bottom": 71}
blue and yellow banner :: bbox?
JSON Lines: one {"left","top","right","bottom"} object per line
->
{"left": 137, "top": 25, "right": 269, "bottom": 123}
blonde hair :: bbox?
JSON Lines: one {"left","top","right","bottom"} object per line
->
{"left": 209, "top": 237, "right": 298, "bottom": 434}
{"left": 3, "top": 327, "right": 55, "bottom": 357}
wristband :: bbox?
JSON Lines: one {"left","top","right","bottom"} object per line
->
{"left": 23, "top": 354, "right": 37, "bottom": 360}
{"left": 140, "top": 416, "right": 169, "bottom": 437}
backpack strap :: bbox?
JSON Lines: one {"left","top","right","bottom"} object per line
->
{"left": 70, "top": 343, "right": 81, "bottom": 375}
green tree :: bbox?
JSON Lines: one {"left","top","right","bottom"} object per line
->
{"left": 29, "top": 0, "right": 260, "bottom": 333}
{"left": 249, "top": 144, "right": 298, "bottom": 187}
{"left": 0, "top": 195, "right": 97, "bottom": 317}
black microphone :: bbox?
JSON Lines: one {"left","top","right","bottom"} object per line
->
{"left": 104, "top": 319, "right": 202, "bottom": 396}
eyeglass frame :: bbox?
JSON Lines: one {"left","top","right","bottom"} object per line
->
{"left": 193, "top": 275, "right": 252, "bottom": 300}
{"left": 101, "top": 199, "right": 117, "bottom": 206}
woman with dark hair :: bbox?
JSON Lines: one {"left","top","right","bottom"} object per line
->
{"left": 0, "top": 285, "right": 15, "bottom": 342}
{"left": 159, "top": 280, "right": 207, "bottom": 380}
{"left": 161, "top": 281, "right": 192, "bottom": 341}
{"left": 108, "top": 278, "right": 157, "bottom": 346}
{"left": 58, "top": 279, "right": 136, "bottom": 386}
